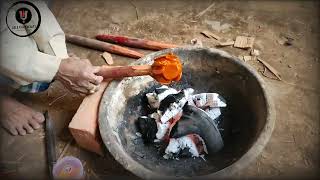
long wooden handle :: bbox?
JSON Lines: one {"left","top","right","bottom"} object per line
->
{"left": 66, "top": 34, "right": 144, "bottom": 59}
{"left": 96, "top": 34, "right": 178, "bottom": 50}
{"left": 97, "top": 65, "right": 152, "bottom": 79}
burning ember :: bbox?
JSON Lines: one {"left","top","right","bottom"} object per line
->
{"left": 137, "top": 85, "right": 227, "bottom": 160}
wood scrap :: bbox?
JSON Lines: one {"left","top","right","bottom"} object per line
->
{"left": 234, "top": 36, "right": 255, "bottom": 49}
{"left": 58, "top": 139, "right": 73, "bottom": 160}
{"left": 243, "top": 56, "right": 252, "bottom": 62}
{"left": 260, "top": 67, "right": 278, "bottom": 80}
{"left": 257, "top": 57, "right": 282, "bottom": 81}
{"left": 101, "top": 52, "right": 114, "bottom": 65}
{"left": 200, "top": 31, "right": 220, "bottom": 40}
{"left": 250, "top": 49, "right": 260, "bottom": 56}
{"left": 128, "top": 0, "right": 139, "bottom": 20}
{"left": 195, "top": 2, "right": 215, "bottom": 18}
{"left": 217, "top": 40, "right": 234, "bottom": 47}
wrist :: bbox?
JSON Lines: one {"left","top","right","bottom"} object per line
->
{"left": 54, "top": 58, "right": 66, "bottom": 80}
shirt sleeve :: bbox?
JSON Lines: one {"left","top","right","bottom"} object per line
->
{"left": 0, "top": 30, "right": 62, "bottom": 85}
{"left": 0, "top": 0, "right": 68, "bottom": 86}
{"left": 30, "top": 0, "right": 68, "bottom": 58}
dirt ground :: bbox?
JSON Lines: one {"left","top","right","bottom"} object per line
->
{"left": 0, "top": 0, "right": 319, "bottom": 179}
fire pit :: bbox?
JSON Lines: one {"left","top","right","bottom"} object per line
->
{"left": 99, "top": 47, "right": 275, "bottom": 179}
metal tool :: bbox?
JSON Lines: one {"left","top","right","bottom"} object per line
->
{"left": 45, "top": 111, "right": 57, "bottom": 180}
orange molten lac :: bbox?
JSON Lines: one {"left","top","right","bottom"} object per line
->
{"left": 151, "top": 53, "right": 182, "bottom": 84}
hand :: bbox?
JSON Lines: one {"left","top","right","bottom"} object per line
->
{"left": 55, "top": 54, "right": 103, "bottom": 95}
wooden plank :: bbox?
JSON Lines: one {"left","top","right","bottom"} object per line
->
{"left": 234, "top": 36, "right": 255, "bottom": 49}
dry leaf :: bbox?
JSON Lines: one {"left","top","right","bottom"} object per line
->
{"left": 257, "top": 57, "right": 282, "bottom": 81}
{"left": 101, "top": 52, "right": 113, "bottom": 65}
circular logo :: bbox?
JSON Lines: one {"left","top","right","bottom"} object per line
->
{"left": 6, "top": 1, "right": 41, "bottom": 37}
{"left": 15, "top": 7, "right": 32, "bottom": 24}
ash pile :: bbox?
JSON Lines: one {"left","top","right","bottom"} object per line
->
{"left": 136, "top": 85, "right": 227, "bottom": 160}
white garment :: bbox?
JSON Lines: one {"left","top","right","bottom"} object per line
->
{"left": 0, "top": 0, "right": 68, "bottom": 86}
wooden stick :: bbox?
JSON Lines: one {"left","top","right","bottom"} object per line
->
{"left": 95, "top": 34, "right": 178, "bottom": 50}
{"left": 257, "top": 57, "right": 282, "bottom": 81}
{"left": 65, "top": 34, "right": 143, "bottom": 59}
{"left": 195, "top": 2, "right": 215, "bottom": 18}
{"left": 58, "top": 139, "right": 73, "bottom": 160}
{"left": 97, "top": 65, "right": 152, "bottom": 79}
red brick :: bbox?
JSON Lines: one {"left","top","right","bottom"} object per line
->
{"left": 69, "top": 82, "right": 109, "bottom": 155}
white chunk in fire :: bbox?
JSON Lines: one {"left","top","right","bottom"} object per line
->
{"left": 146, "top": 85, "right": 178, "bottom": 109}
{"left": 160, "top": 88, "right": 194, "bottom": 123}
{"left": 164, "top": 134, "right": 208, "bottom": 159}
{"left": 141, "top": 86, "right": 227, "bottom": 159}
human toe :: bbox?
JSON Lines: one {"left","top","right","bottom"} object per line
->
{"left": 17, "top": 126, "right": 27, "bottom": 136}
{"left": 32, "top": 112, "right": 45, "bottom": 123}
{"left": 23, "top": 124, "right": 34, "bottom": 134}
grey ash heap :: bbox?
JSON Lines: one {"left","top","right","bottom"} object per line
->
{"left": 136, "top": 85, "right": 227, "bottom": 160}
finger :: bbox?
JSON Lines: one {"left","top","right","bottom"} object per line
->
{"left": 69, "top": 53, "right": 80, "bottom": 60}
{"left": 88, "top": 66, "right": 103, "bottom": 85}
{"left": 23, "top": 124, "right": 34, "bottom": 134}
{"left": 89, "top": 84, "right": 100, "bottom": 94}
{"left": 81, "top": 59, "right": 91, "bottom": 64}
{"left": 88, "top": 74, "right": 103, "bottom": 85}
{"left": 84, "top": 83, "right": 97, "bottom": 94}
{"left": 17, "top": 126, "right": 26, "bottom": 136}
{"left": 92, "top": 66, "right": 101, "bottom": 74}
{"left": 68, "top": 52, "right": 76, "bottom": 57}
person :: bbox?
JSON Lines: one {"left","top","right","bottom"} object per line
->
{"left": 0, "top": 0, "right": 103, "bottom": 136}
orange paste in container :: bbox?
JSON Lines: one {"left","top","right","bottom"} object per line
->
{"left": 151, "top": 53, "right": 182, "bottom": 84}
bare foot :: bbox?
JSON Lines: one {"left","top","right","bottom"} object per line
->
{"left": 0, "top": 96, "right": 45, "bottom": 136}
